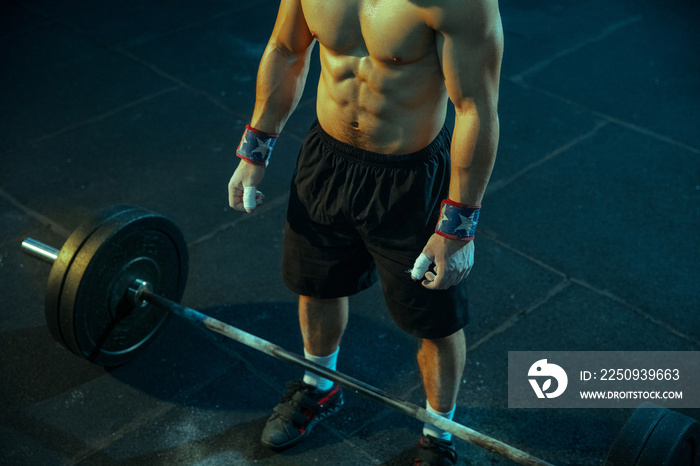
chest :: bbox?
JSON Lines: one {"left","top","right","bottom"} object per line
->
{"left": 302, "top": 0, "right": 434, "bottom": 63}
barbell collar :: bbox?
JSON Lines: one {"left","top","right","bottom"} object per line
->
{"left": 127, "top": 279, "right": 153, "bottom": 309}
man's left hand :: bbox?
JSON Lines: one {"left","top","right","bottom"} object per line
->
{"left": 411, "top": 234, "right": 475, "bottom": 290}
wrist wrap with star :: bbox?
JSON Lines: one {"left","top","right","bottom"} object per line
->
{"left": 435, "top": 199, "right": 481, "bottom": 241}
{"left": 236, "top": 125, "right": 279, "bottom": 167}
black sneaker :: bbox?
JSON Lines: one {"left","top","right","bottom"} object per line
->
{"left": 261, "top": 380, "right": 344, "bottom": 450}
{"left": 413, "top": 435, "right": 458, "bottom": 466}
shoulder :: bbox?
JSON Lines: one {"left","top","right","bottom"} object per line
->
{"left": 420, "top": 0, "right": 501, "bottom": 38}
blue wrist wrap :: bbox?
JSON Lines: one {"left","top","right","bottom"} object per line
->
{"left": 435, "top": 199, "right": 480, "bottom": 241}
{"left": 236, "top": 125, "right": 278, "bottom": 167}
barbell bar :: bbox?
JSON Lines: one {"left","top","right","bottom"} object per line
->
{"left": 21, "top": 206, "right": 554, "bottom": 466}
{"left": 20, "top": 205, "right": 699, "bottom": 466}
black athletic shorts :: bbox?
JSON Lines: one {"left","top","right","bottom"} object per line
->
{"left": 282, "top": 120, "right": 469, "bottom": 340}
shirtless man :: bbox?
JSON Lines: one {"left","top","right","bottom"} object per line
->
{"left": 228, "top": 0, "right": 502, "bottom": 464}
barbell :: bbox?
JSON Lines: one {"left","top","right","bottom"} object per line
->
{"left": 21, "top": 205, "right": 698, "bottom": 466}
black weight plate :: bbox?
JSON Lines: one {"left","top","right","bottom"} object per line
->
{"left": 636, "top": 410, "right": 699, "bottom": 466}
{"left": 45, "top": 206, "right": 144, "bottom": 350}
{"left": 56, "top": 206, "right": 188, "bottom": 366}
{"left": 605, "top": 403, "right": 669, "bottom": 466}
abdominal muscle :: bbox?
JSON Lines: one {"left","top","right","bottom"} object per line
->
{"left": 315, "top": 46, "right": 449, "bottom": 155}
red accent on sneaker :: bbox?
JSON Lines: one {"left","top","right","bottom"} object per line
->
{"left": 318, "top": 384, "right": 340, "bottom": 406}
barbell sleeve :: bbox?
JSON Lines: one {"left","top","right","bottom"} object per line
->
{"left": 21, "top": 238, "right": 59, "bottom": 264}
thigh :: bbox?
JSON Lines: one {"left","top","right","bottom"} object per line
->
{"left": 282, "top": 220, "right": 377, "bottom": 299}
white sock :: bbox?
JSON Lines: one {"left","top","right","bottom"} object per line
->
{"left": 423, "top": 400, "right": 456, "bottom": 442}
{"left": 302, "top": 347, "right": 339, "bottom": 392}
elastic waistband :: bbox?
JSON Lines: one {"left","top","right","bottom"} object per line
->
{"left": 311, "top": 120, "right": 450, "bottom": 168}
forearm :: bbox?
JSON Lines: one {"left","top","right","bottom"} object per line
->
{"left": 448, "top": 102, "right": 499, "bottom": 206}
{"left": 250, "top": 41, "right": 315, "bottom": 134}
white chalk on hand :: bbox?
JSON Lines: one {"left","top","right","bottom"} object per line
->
{"left": 243, "top": 186, "right": 257, "bottom": 211}
{"left": 411, "top": 253, "right": 432, "bottom": 280}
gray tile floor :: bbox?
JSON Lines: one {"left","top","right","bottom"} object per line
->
{"left": 2, "top": 1, "right": 698, "bottom": 465}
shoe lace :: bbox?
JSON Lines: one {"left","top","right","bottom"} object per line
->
{"left": 279, "top": 380, "right": 311, "bottom": 404}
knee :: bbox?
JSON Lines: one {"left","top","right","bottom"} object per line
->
{"left": 417, "top": 330, "right": 466, "bottom": 366}
{"left": 423, "top": 329, "right": 465, "bottom": 350}
{"left": 300, "top": 295, "right": 348, "bottom": 308}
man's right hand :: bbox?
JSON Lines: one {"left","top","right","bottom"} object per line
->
{"left": 228, "top": 160, "right": 266, "bottom": 213}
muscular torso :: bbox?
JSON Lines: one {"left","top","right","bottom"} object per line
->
{"left": 301, "top": 0, "right": 448, "bottom": 154}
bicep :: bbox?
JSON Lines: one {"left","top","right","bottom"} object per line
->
{"left": 436, "top": 0, "right": 503, "bottom": 112}
{"left": 268, "top": 0, "right": 315, "bottom": 56}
